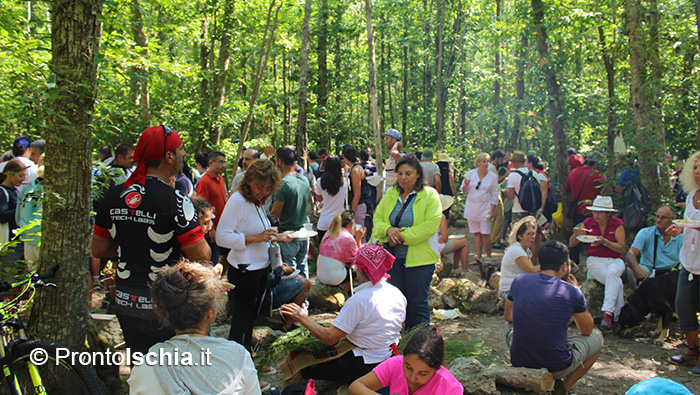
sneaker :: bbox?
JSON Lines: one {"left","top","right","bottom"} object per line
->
{"left": 691, "top": 365, "right": 700, "bottom": 376}
{"left": 670, "top": 347, "right": 700, "bottom": 366}
{"left": 600, "top": 313, "right": 613, "bottom": 330}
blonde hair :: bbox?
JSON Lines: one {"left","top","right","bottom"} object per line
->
{"left": 150, "top": 260, "right": 227, "bottom": 331}
{"left": 508, "top": 216, "right": 537, "bottom": 246}
{"left": 475, "top": 152, "right": 490, "bottom": 167}
{"left": 680, "top": 151, "right": 700, "bottom": 193}
{"left": 237, "top": 159, "right": 283, "bottom": 203}
{"left": 328, "top": 210, "right": 355, "bottom": 238}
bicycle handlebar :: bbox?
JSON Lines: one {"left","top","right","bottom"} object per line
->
{"left": 0, "top": 265, "right": 60, "bottom": 293}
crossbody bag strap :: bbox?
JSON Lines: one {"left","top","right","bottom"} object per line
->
{"left": 392, "top": 193, "right": 416, "bottom": 228}
{"left": 652, "top": 233, "right": 658, "bottom": 271}
{"left": 575, "top": 170, "right": 594, "bottom": 202}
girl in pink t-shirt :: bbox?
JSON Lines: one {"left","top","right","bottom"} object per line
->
{"left": 348, "top": 327, "right": 463, "bottom": 395}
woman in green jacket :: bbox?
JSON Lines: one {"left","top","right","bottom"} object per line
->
{"left": 374, "top": 154, "right": 442, "bottom": 329}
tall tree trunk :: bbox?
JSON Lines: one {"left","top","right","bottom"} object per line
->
{"left": 434, "top": 0, "right": 445, "bottom": 147}
{"left": 532, "top": 0, "right": 570, "bottom": 237}
{"left": 380, "top": 36, "right": 386, "bottom": 132}
{"left": 365, "top": 0, "right": 384, "bottom": 198}
{"left": 317, "top": 0, "right": 329, "bottom": 143}
{"left": 233, "top": 0, "right": 281, "bottom": 177}
{"left": 387, "top": 45, "right": 395, "bottom": 128}
{"left": 626, "top": 0, "right": 667, "bottom": 201}
{"left": 29, "top": 0, "right": 102, "bottom": 351}
{"left": 598, "top": 25, "right": 617, "bottom": 184}
{"left": 402, "top": 30, "right": 409, "bottom": 137}
{"left": 296, "top": 0, "right": 312, "bottom": 169}
{"left": 130, "top": 0, "right": 150, "bottom": 128}
{"left": 283, "top": 50, "right": 290, "bottom": 144}
{"left": 457, "top": 33, "right": 466, "bottom": 142}
{"left": 199, "top": 5, "right": 211, "bottom": 152}
{"left": 493, "top": 0, "right": 502, "bottom": 146}
{"left": 211, "top": 0, "right": 235, "bottom": 146}
{"left": 696, "top": 0, "right": 700, "bottom": 148}
{"left": 509, "top": 33, "right": 527, "bottom": 151}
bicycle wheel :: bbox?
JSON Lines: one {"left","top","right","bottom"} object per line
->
{"left": 0, "top": 340, "right": 103, "bottom": 395}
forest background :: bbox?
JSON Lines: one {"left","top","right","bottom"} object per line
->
{"left": 1, "top": 0, "right": 699, "bottom": 366}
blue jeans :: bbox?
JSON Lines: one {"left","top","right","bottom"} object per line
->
{"left": 676, "top": 267, "right": 700, "bottom": 331}
{"left": 387, "top": 258, "right": 434, "bottom": 330}
{"left": 280, "top": 238, "right": 309, "bottom": 278}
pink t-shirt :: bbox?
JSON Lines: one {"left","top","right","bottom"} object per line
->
{"left": 583, "top": 216, "right": 623, "bottom": 259}
{"left": 319, "top": 229, "right": 359, "bottom": 263}
{"left": 373, "top": 355, "right": 463, "bottom": 395}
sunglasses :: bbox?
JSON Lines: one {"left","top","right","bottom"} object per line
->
{"left": 162, "top": 125, "right": 173, "bottom": 158}
{"left": 476, "top": 180, "right": 482, "bottom": 190}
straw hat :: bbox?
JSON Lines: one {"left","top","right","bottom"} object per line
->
{"left": 508, "top": 216, "right": 537, "bottom": 245}
{"left": 439, "top": 194, "right": 455, "bottom": 211}
{"left": 436, "top": 153, "right": 454, "bottom": 163}
{"left": 586, "top": 196, "right": 616, "bottom": 212}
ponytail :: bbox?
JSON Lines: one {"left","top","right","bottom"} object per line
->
{"left": 328, "top": 210, "right": 355, "bottom": 238}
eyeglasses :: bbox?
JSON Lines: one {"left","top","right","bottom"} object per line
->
{"left": 525, "top": 232, "right": 536, "bottom": 237}
{"left": 476, "top": 180, "right": 482, "bottom": 190}
{"left": 161, "top": 125, "right": 173, "bottom": 158}
{"left": 656, "top": 215, "right": 671, "bottom": 220}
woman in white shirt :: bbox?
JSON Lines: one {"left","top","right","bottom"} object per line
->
{"left": 667, "top": 151, "right": 700, "bottom": 372}
{"left": 462, "top": 152, "right": 499, "bottom": 264}
{"left": 315, "top": 155, "right": 347, "bottom": 241}
{"left": 217, "top": 159, "right": 290, "bottom": 351}
{"left": 498, "top": 216, "right": 539, "bottom": 298}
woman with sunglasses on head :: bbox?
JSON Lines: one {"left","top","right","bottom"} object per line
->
{"left": 461, "top": 152, "right": 499, "bottom": 264}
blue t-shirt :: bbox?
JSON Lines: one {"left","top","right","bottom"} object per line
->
{"left": 508, "top": 273, "right": 587, "bottom": 372}
{"left": 388, "top": 192, "right": 416, "bottom": 259}
{"left": 631, "top": 226, "right": 683, "bottom": 271}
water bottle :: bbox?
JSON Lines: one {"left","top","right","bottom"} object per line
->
{"left": 269, "top": 243, "right": 282, "bottom": 270}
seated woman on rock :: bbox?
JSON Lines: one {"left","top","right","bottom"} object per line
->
{"left": 128, "top": 260, "right": 261, "bottom": 394}
{"left": 317, "top": 210, "right": 364, "bottom": 287}
{"left": 280, "top": 245, "right": 406, "bottom": 390}
{"left": 499, "top": 216, "right": 540, "bottom": 299}
{"left": 431, "top": 194, "right": 471, "bottom": 277}
{"left": 348, "top": 327, "right": 463, "bottom": 394}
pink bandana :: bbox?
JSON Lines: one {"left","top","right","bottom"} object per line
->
{"left": 354, "top": 245, "right": 395, "bottom": 285}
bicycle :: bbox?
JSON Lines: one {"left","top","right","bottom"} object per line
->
{"left": 0, "top": 266, "right": 103, "bottom": 395}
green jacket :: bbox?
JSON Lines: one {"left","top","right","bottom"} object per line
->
{"left": 374, "top": 186, "right": 442, "bottom": 267}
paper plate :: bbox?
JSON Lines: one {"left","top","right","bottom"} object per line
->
{"left": 289, "top": 229, "right": 318, "bottom": 239}
{"left": 576, "top": 235, "right": 600, "bottom": 244}
{"left": 90, "top": 314, "right": 117, "bottom": 321}
{"left": 282, "top": 269, "right": 301, "bottom": 280}
{"left": 673, "top": 219, "right": 700, "bottom": 228}
{"left": 448, "top": 235, "right": 465, "bottom": 239}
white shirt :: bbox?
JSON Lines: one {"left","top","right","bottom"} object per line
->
{"left": 216, "top": 192, "right": 271, "bottom": 271}
{"left": 461, "top": 170, "right": 499, "bottom": 222}
{"left": 315, "top": 177, "right": 348, "bottom": 231}
{"left": 332, "top": 279, "right": 406, "bottom": 364}
{"left": 681, "top": 190, "right": 700, "bottom": 274}
{"left": 128, "top": 335, "right": 261, "bottom": 395}
{"left": 499, "top": 242, "right": 532, "bottom": 295}
{"left": 230, "top": 171, "right": 245, "bottom": 192}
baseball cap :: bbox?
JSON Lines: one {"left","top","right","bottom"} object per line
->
{"left": 382, "top": 129, "right": 402, "bottom": 141}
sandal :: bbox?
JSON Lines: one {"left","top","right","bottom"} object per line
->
{"left": 670, "top": 346, "right": 700, "bottom": 366}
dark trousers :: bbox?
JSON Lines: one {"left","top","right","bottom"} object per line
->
{"left": 387, "top": 258, "right": 434, "bottom": 330}
{"left": 227, "top": 266, "right": 269, "bottom": 351}
{"left": 302, "top": 351, "right": 378, "bottom": 384}
{"left": 116, "top": 314, "right": 174, "bottom": 355}
{"left": 570, "top": 213, "right": 591, "bottom": 265}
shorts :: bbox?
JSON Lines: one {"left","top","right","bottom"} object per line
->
{"left": 439, "top": 239, "right": 455, "bottom": 255}
{"left": 467, "top": 219, "right": 490, "bottom": 235}
{"left": 550, "top": 330, "right": 604, "bottom": 379}
{"left": 268, "top": 277, "right": 304, "bottom": 309}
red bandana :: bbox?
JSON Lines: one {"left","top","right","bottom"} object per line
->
{"left": 123, "top": 125, "right": 183, "bottom": 189}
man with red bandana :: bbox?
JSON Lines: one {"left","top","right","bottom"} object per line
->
{"left": 91, "top": 125, "right": 210, "bottom": 354}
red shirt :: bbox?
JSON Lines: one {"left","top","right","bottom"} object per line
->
{"left": 565, "top": 165, "right": 605, "bottom": 216}
{"left": 196, "top": 171, "right": 228, "bottom": 229}
{"left": 568, "top": 154, "right": 584, "bottom": 171}
{"left": 583, "top": 216, "right": 623, "bottom": 259}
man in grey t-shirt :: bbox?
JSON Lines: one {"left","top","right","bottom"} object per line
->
{"left": 420, "top": 149, "right": 441, "bottom": 189}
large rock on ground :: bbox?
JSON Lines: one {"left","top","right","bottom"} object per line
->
{"left": 442, "top": 279, "right": 478, "bottom": 309}
{"left": 308, "top": 283, "right": 347, "bottom": 311}
{"left": 448, "top": 357, "right": 498, "bottom": 395}
{"left": 429, "top": 286, "right": 446, "bottom": 310}
{"left": 469, "top": 289, "right": 499, "bottom": 314}
{"left": 489, "top": 271, "right": 501, "bottom": 292}
{"left": 436, "top": 278, "right": 458, "bottom": 293}
{"left": 94, "top": 317, "right": 124, "bottom": 347}
{"left": 581, "top": 278, "right": 605, "bottom": 321}
{"left": 251, "top": 326, "right": 281, "bottom": 349}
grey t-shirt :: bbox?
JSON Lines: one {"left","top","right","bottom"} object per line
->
{"left": 420, "top": 161, "right": 440, "bottom": 188}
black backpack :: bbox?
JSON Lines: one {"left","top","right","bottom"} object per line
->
{"left": 543, "top": 180, "right": 558, "bottom": 221}
{"left": 514, "top": 169, "right": 543, "bottom": 214}
{"left": 621, "top": 177, "right": 652, "bottom": 231}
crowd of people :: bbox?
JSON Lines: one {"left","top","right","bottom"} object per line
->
{"left": 2, "top": 125, "right": 698, "bottom": 394}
